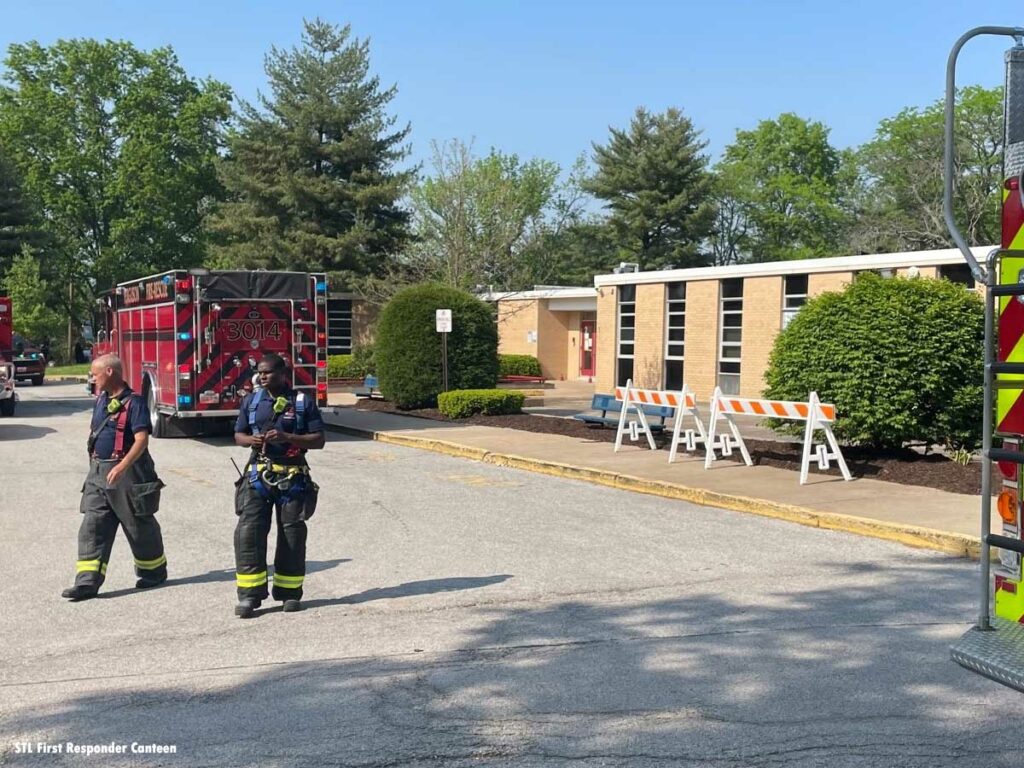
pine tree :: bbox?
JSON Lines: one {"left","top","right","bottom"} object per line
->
{"left": 584, "top": 107, "right": 716, "bottom": 270}
{"left": 208, "top": 19, "right": 414, "bottom": 285}
{"left": 0, "top": 148, "right": 45, "bottom": 283}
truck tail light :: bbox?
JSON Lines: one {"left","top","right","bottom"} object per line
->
{"left": 998, "top": 489, "right": 1019, "bottom": 524}
{"left": 317, "top": 382, "right": 328, "bottom": 393}
{"left": 999, "top": 440, "right": 1019, "bottom": 481}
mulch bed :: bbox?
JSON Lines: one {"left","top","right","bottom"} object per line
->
{"left": 353, "top": 399, "right": 987, "bottom": 496}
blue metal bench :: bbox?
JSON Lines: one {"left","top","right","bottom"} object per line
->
{"left": 354, "top": 374, "right": 380, "bottom": 399}
{"left": 573, "top": 393, "right": 674, "bottom": 431}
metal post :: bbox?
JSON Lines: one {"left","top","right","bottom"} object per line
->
{"left": 442, "top": 331, "right": 449, "bottom": 393}
{"left": 980, "top": 251, "right": 998, "bottom": 631}
{"left": 944, "top": 26, "right": 1024, "bottom": 284}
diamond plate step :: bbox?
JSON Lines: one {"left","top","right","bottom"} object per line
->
{"left": 951, "top": 618, "right": 1024, "bottom": 692}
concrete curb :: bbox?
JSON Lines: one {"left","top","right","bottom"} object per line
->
{"left": 326, "top": 422, "right": 981, "bottom": 560}
{"left": 46, "top": 375, "right": 88, "bottom": 383}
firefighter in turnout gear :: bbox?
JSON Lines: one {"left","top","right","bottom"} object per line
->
{"left": 233, "top": 353, "right": 324, "bottom": 618}
{"left": 62, "top": 354, "right": 167, "bottom": 601}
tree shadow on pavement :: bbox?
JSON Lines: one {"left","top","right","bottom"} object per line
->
{"left": 5, "top": 557, "right": 1024, "bottom": 767}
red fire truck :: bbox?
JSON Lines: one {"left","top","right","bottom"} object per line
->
{"left": 0, "top": 297, "right": 16, "bottom": 416}
{"left": 92, "top": 269, "right": 329, "bottom": 437}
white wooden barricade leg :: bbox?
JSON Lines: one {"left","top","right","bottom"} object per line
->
{"left": 614, "top": 379, "right": 657, "bottom": 452}
{"left": 799, "top": 391, "right": 852, "bottom": 484}
{"left": 667, "top": 384, "right": 709, "bottom": 463}
{"left": 703, "top": 387, "right": 753, "bottom": 469}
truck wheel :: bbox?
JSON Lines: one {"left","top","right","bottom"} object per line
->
{"left": 0, "top": 398, "right": 14, "bottom": 417}
{"left": 147, "top": 381, "right": 169, "bottom": 439}
{"left": 31, "top": 375, "right": 43, "bottom": 386}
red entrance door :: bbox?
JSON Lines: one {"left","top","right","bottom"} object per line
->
{"left": 579, "top": 321, "right": 596, "bottom": 377}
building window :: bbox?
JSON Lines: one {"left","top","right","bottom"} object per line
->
{"left": 664, "top": 282, "right": 685, "bottom": 391}
{"left": 326, "top": 298, "right": 353, "bottom": 355}
{"left": 616, "top": 284, "right": 636, "bottom": 386}
{"left": 782, "top": 274, "right": 808, "bottom": 328}
{"left": 718, "top": 278, "right": 743, "bottom": 395}
{"left": 939, "top": 263, "right": 975, "bottom": 289}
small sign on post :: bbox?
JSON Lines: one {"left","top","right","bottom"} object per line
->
{"left": 435, "top": 309, "right": 452, "bottom": 333}
{"left": 436, "top": 309, "right": 452, "bottom": 392}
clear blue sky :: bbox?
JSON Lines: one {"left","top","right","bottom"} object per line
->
{"left": 0, "top": 1, "right": 1015, "bottom": 175}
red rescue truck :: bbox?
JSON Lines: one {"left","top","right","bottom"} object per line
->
{"left": 0, "top": 297, "right": 16, "bottom": 416}
{"left": 92, "top": 270, "right": 329, "bottom": 437}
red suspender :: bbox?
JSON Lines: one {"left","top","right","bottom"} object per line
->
{"left": 112, "top": 399, "right": 132, "bottom": 459}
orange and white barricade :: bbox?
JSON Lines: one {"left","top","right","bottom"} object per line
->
{"left": 613, "top": 379, "right": 663, "bottom": 452}
{"left": 704, "top": 388, "right": 851, "bottom": 484}
{"left": 613, "top": 380, "right": 707, "bottom": 459}
{"left": 665, "top": 384, "right": 708, "bottom": 463}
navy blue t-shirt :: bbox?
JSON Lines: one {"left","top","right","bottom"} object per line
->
{"left": 235, "top": 388, "right": 324, "bottom": 465}
{"left": 90, "top": 388, "right": 151, "bottom": 459}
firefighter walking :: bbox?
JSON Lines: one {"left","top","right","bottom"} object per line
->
{"left": 233, "top": 353, "right": 324, "bottom": 618}
{"left": 62, "top": 354, "right": 167, "bottom": 601}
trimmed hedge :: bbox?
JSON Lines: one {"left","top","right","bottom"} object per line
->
{"left": 764, "top": 273, "right": 983, "bottom": 450}
{"left": 499, "top": 354, "right": 542, "bottom": 378}
{"left": 327, "top": 355, "right": 353, "bottom": 379}
{"left": 438, "top": 389, "right": 525, "bottom": 419}
{"left": 327, "top": 345, "right": 376, "bottom": 379}
{"left": 376, "top": 284, "right": 498, "bottom": 409}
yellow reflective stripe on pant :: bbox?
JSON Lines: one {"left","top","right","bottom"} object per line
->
{"left": 76, "top": 559, "right": 108, "bottom": 574}
{"left": 134, "top": 554, "right": 167, "bottom": 570}
{"left": 273, "top": 573, "right": 304, "bottom": 588}
{"left": 236, "top": 571, "right": 268, "bottom": 588}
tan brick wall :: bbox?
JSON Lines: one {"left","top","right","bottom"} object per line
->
{"left": 683, "top": 280, "right": 719, "bottom": 399}
{"left": 899, "top": 266, "right": 938, "bottom": 279}
{"left": 741, "top": 276, "right": 783, "bottom": 397}
{"left": 808, "top": 271, "right": 853, "bottom": 297}
{"left": 537, "top": 303, "right": 570, "bottom": 380}
{"left": 633, "top": 283, "right": 666, "bottom": 388}
{"left": 496, "top": 300, "right": 539, "bottom": 357}
{"left": 595, "top": 288, "right": 617, "bottom": 392}
{"left": 351, "top": 300, "right": 379, "bottom": 349}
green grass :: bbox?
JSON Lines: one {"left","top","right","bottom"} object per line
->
{"left": 46, "top": 363, "right": 90, "bottom": 376}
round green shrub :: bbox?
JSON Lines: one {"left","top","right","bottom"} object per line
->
{"left": 764, "top": 273, "right": 983, "bottom": 450}
{"left": 438, "top": 389, "right": 525, "bottom": 418}
{"left": 376, "top": 284, "right": 498, "bottom": 409}
{"left": 499, "top": 354, "right": 543, "bottom": 377}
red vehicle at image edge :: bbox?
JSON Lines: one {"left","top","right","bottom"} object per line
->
{"left": 90, "top": 270, "right": 329, "bottom": 437}
{"left": 0, "top": 297, "right": 17, "bottom": 416}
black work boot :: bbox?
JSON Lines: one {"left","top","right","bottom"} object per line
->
{"left": 282, "top": 599, "right": 302, "bottom": 613}
{"left": 136, "top": 574, "right": 167, "bottom": 590}
{"left": 235, "top": 599, "right": 262, "bottom": 619}
{"left": 61, "top": 585, "right": 99, "bottom": 601}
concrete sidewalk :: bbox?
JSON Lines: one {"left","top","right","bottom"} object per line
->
{"left": 321, "top": 403, "right": 997, "bottom": 559}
